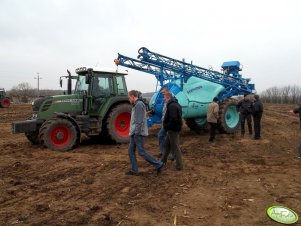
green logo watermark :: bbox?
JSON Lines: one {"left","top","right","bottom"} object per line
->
{"left": 267, "top": 206, "right": 298, "bottom": 224}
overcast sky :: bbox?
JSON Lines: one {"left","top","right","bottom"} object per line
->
{"left": 0, "top": 0, "right": 300, "bottom": 93}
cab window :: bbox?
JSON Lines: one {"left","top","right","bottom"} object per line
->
{"left": 116, "top": 76, "right": 126, "bottom": 95}
{"left": 92, "top": 77, "right": 111, "bottom": 97}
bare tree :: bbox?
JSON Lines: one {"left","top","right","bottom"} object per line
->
{"left": 281, "top": 85, "right": 291, "bottom": 104}
{"left": 9, "top": 83, "right": 35, "bottom": 103}
{"left": 291, "top": 85, "right": 300, "bottom": 104}
{"left": 261, "top": 85, "right": 301, "bottom": 104}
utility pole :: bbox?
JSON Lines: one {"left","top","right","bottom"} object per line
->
{"left": 34, "top": 72, "right": 42, "bottom": 97}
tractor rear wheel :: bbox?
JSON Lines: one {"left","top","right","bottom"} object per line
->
{"left": 106, "top": 103, "right": 132, "bottom": 143}
{"left": 218, "top": 99, "right": 240, "bottom": 133}
{"left": 1, "top": 98, "right": 10, "bottom": 108}
{"left": 39, "top": 118, "right": 78, "bottom": 151}
{"left": 185, "top": 117, "right": 209, "bottom": 132}
{"left": 25, "top": 131, "right": 40, "bottom": 144}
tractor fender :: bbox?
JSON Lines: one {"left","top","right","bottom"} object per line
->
{"left": 106, "top": 100, "right": 130, "bottom": 114}
{"left": 54, "top": 112, "right": 81, "bottom": 143}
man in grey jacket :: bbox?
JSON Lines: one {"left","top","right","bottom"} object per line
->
{"left": 126, "top": 90, "right": 164, "bottom": 175}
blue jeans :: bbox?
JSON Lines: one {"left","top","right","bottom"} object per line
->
{"left": 128, "top": 135, "right": 163, "bottom": 173}
{"left": 158, "top": 127, "right": 167, "bottom": 154}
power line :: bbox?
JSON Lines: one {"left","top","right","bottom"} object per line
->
{"left": 34, "top": 72, "right": 42, "bottom": 97}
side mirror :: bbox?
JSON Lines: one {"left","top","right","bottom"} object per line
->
{"left": 60, "top": 78, "right": 63, "bottom": 87}
{"left": 85, "top": 75, "right": 91, "bottom": 84}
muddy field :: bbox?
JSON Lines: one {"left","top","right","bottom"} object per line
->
{"left": 0, "top": 104, "right": 300, "bottom": 226}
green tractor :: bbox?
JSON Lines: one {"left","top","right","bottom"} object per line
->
{"left": 12, "top": 67, "right": 132, "bottom": 151}
{"left": 0, "top": 88, "right": 11, "bottom": 108}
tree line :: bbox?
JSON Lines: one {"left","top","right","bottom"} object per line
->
{"left": 260, "top": 85, "right": 301, "bottom": 104}
{"left": 7, "top": 82, "right": 64, "bottom": 103}
{"left": 5, "top": 82, "right": 301, "bottom": 105}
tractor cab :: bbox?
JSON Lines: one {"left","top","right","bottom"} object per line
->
{"left": 0, "top": 88, "right": 5, "bottom": 96}
{"left": 74, "top": 67, "right": 128, "bottom": 114}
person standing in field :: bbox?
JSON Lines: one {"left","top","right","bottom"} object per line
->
{"left": 291, "top": 102, "right": 301, "bottom": 130}
{"left": 158, "top": 87, "right": 170, "bottom": 157}
{"left": 161, "top": 92, "right": 183, "bottom": 170}
{"left": 289, "top": 102, "right": 301, "bottom": 159}
{"left": 237, "top": 94, "right": 253, "bottom": 137}
{"left": 207, "top": 97, "right": 219, "bottom": 142}
{"left": 126, "top": 90, "right": 164, "bottom": 175}
{"left": 252, "top": 94, "right": 264, "bottom": 140}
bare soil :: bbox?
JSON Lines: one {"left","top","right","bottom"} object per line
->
{"left": 0, "top": 104, "right": 300, "bottom": 226}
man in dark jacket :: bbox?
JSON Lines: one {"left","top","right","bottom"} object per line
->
{"left": 292, "top": 103, "right": 301, "bottom": 130}
{"left": 237, "top": 94, "right": 253, "bottom": 137}
{"left": 252, "top": 94, "right": 263, "bottom": 139}
{"left": 290, "top": 103, "right": 301, "bottom": 158}
{"left": 161, "top": 93, "right": 183, "bottom": 170}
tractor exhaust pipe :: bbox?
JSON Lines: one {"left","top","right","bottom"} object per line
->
{"left": 67, "top": 70, "right": 72, "bottom": 95}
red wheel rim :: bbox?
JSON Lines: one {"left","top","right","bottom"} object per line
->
{"left": 114, "top": 112, "right": 131, "bottom": 138}
{"left": 2, "top": 99, "right": 10, "bottom": 108}
{"left": 50, "top": 126, "right": 71, "bottom": 147}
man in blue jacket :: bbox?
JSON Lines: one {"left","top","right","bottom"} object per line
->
{"left": 126, "top": 90, "right": 164, "bottom": 175}
{"left": 158, "top": 87, "right": 169, "bottom": 157}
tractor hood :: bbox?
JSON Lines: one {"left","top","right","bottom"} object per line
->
{"left": 37, "top": 94, "right": 84, "bottom": 120}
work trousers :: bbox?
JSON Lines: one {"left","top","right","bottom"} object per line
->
{"left": 253, "top": 113, "right": 262, "bottom": 139}
{"left": 209, "top": 122, "right": 217, "bottom": 141}
{"left": 240, "top": 113, "right": 252, "bottom": 135}
{"left": 162, "top": 131, "right": 183, "bottom": 170}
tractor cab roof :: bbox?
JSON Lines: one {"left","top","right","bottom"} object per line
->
{"left": 75, "top": 66, "right": 128, "bottom": 76}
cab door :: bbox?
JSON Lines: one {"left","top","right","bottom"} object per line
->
{"left": 90, "top": 76, "right": 113, "bottom": 114}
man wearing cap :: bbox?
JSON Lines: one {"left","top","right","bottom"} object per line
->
{"left": 237, "top": 94, "right": 253, "bottom": 137}
{"left": 252, "top": 94, "right": 263, "bottom": 140}
{"left": 207, "top": 97, "right": 220, "bottom": 142}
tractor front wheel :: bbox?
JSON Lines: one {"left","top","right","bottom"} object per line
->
{"left": 106, "top": 103, "right": 132, "bottom": 143}
{"left": 1, "top": 98, "right": 10, "bottom": 108}
{"left": 39, "top": 119, "right": 78, "bottom": 151}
